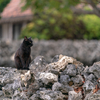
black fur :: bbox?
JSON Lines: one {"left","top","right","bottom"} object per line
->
{"left": 14, "top": 36, "right": 33, "bottom": 69}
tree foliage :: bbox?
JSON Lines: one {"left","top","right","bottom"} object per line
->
{"left": 22, "top": 0, "right": 80, "bottom": 13}
{"left": 21, "top": 0, "right": 83, "bottom": 39}
{"left": 0, "top": 0, "right": 10, "bottom": 13}
{"left": 73, "top": 0, "right": 100, "bottom": 17}
{"left": 21, "top": 0, "right": 100, "bottom": 40}
{"left": 79, "top": 14, "right": 100, "bottom": 40}
{"left": 20, "top": 11, "right": 87, "bottom": 40}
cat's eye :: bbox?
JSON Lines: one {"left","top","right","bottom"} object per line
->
{"left": 29, "top": 41, "right": 31, "bottom": 43}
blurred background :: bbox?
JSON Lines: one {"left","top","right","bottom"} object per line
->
{"left": 0, "top": 0, "right": 100, "bottom": 67}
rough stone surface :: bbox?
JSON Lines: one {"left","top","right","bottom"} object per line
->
{"left": 12, "top": 90, "right": 28, "bottom": 100}
{"left": 46, "top": 55, "right": 81, "bottom": 75}
{"left": 0, "top": 55, "right": 100, "bottom": 100}
{"left": 68, "top": 91, "right": 82, "bottom": 100}
{"left": 30, "top": 90, "right": 65, "bottom": 100}
{"left": 1, "top": 69, "right": 20, "bottom": 85}
{"left": 29, "top": 56, "right": 47, "bottom": 75}
{"left": 0, "top": 67, "right": 20, "bottom": 90}
{"left": 37, "top": 72, "right": 58, "bottom": 85}
{"left": 85, "top": 90, "right": 100, "bottom": 100}
{"left": 2, "top": 79, "right": 21, "bottom": 98}
{"left": 51, "top": 55, "right": 59, "bottom": 63}
{"left": 21, "top": 70, "right": 34, "bottom": 87}
{"left": 88, "top": 62, "right": 100, "bottom": 78}
{"left": 83, "top": 80, "right": 95, "bottom": 95}
{"left": 85, "top": 74, "right": 98, "bottom": 86}
{"left": 62, "top": 64, "right": 77, "bottom": 77}
{"left": 71, "top": 75, "right": 84, "bottom": 87}
{"left": 60, "top": 75, "right": 71, "bottom": 85}
{"left": 52, "top": 82, "right": 73, "bottom": 94}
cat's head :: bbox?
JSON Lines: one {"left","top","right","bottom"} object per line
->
{"left": 23, "top": 36, "right": 33, "bottom": 47}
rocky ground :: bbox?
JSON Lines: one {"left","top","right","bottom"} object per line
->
{"left": 1, "top": 40, "right": 100, "bottom": 67}
{"left": 0, "top": 54, "right": 100, "bottom": 100}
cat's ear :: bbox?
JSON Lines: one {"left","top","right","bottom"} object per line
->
{"left": 24, "top": 36, "right": 28, "bottom": 41}
{"left": 29, "top": 37, "right": 31, "bottom": 40}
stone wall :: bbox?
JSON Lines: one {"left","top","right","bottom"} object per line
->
{"left": 0, "top": 39, "right": 100, "bottom": 67}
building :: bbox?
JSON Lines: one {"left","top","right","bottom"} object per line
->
{"left": 0, "top": 0, "right": 33, "bottom": 42}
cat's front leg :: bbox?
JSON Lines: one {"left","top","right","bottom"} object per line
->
{"left": 20, "top": 57, "right": 26, "bottom": 69}
{"left": 26, "top": 57, "right": 31, "bottom": 69}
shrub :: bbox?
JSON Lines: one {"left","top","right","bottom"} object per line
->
{"left": 20, "top": 10, "right": 87, "bottom": 40}
{"left": 0, "top": 0, "right": 10, "bottom": 13}
{"left": 79, "top": 14, "right": 100, "bottom": 40}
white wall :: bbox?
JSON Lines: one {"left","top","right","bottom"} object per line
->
{"left": 1, "top": 22, "right": 27, "bottom": 42}
{"left": 2, "top": 23, "right": 13, "bottom": 42}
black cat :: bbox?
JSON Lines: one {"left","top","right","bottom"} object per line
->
{"left": 14, "top": 36, "right": 33, "bottom": 69}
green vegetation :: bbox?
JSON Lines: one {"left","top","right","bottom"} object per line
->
{"left": 0, "top": 0, "right": 10, "bottom": 13}
{"left": 21, "top": 14, "right": 100, "bottom": 40}
{"left": 22, "top": 0, "right": 80, "bottom": 13}
{"left": 20, "top": 0, "right": 100, "bottom": 40}
{"left": 79, "top": 14, "right": 100, "bottom": 40}
{"left": 0, "top": 0, "right": 100, "bottom": 40}
{"left": 20, "top": 0, "right": 83, "bottom": 40}
{"left": 83, "top": 6, "right": 92, "bottom": 11}
{"left": 20, "top": 11, "right": 87, "bottom": 40}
